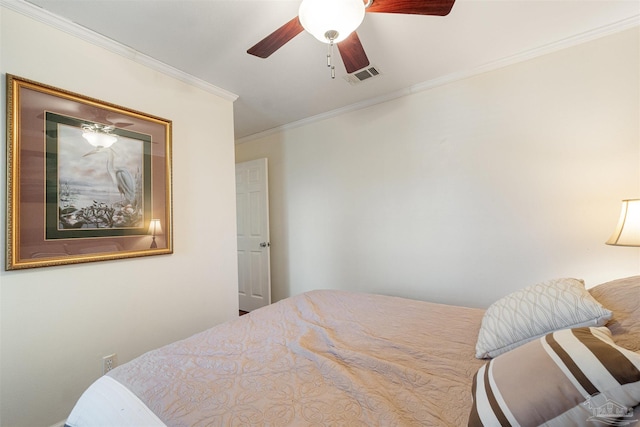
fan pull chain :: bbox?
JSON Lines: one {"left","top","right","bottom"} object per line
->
{"left": 327, "top": 41, "right": 336, "bottom": 79}
{"left": 324, "top": 30, "right": 339, "bottom": 80}
{"left": 327, "top": 42, "right": 331, "bottom": 67}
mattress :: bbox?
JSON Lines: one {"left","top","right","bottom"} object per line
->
{"left": 66, "top": 289, "right": 486, "bottom": 426}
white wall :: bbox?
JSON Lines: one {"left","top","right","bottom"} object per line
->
{"left": 236, "top": 27, "right": 640, "bottom": 308}
{"left": 1, "top": 6, "right": 238, "bottom": 427}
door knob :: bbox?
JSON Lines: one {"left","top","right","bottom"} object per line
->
{"left": 259, "top": 242, "right": 270, "bottom": 248}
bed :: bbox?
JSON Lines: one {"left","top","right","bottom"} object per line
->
{"left": 65, "top": 276, "right": 640, "bottom": 427}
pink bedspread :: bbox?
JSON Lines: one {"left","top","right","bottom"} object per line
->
{"left": 109, "top": 290, "right": 486, "bottom": 426}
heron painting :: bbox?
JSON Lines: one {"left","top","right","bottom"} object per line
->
{"left": 54, "top": 119, "right": 146, "bottom": 232}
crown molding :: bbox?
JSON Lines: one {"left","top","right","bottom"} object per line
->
{"left": 1, "top": 0, "right": 239, "bottom": 102}
{"left": 235, "top": 14, "right": 639, "bottom": 144}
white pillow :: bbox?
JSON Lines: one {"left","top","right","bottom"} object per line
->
{"left": 475, "top": 278, "right": 612, "bottom": 358}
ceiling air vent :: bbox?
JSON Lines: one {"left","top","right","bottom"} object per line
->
{"left": 344, "top": 66, "right": 381, "bottom": 85}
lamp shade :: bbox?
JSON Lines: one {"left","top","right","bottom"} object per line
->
{"left": 606, "top": 199, "right": 640, "bottom": 246}
{"left": 298, "top": 0, "right": 365, "bottom": 43}
{"left": 148, "top": 219, "right": 163, "bottom": 236}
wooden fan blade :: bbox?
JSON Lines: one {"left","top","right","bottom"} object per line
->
{"left": 247, "top": 17, "right": 304, "bottom": 58}
{"left": 366, "top": 0, "right": 456, "bottom": 16}
{"left": 337, "top": 32, "right": 370, "bottom": 74}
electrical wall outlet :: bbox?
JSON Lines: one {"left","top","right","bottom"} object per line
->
{"left": 102, "top": 353, "right": 117, "bottom": 375}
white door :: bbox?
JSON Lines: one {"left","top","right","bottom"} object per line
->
{"left": 236, "top": 158, "right": 271, "bottom": 312}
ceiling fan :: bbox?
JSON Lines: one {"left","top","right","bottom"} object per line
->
{"left": 247, "top": 0, "right": 456, "bottom": 77}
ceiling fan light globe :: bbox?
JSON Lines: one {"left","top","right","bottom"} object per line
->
{"left": 82, "top": 131, "right": 117, "bottom": 148}
{"left": 299, "top": 0, "right": 365, "bottom": 44}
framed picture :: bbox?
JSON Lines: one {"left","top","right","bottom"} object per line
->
{"left": 6, "top": 74, "right": 173, "bottom": 270}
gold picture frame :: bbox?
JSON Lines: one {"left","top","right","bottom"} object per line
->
{"left": 6, "top": 74, "right": 173, "bottom": 270}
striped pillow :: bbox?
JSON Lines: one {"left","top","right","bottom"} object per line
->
{"left": 469, "top": 327, "right": 640, "bottom": 427}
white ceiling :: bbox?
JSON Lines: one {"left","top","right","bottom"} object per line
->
{"left": 19, "top": 0, "right": 640, "bottom": 140}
